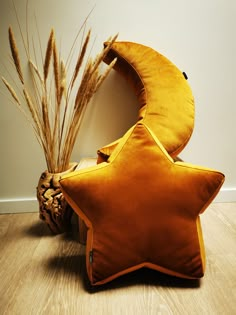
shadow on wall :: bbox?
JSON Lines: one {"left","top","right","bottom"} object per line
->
{"left": 73, "top": 70, "right": 140, "bottom": 159}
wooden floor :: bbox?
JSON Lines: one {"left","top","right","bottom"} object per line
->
{"left": 0, "top": 203, "right": 235, "bottom": 315}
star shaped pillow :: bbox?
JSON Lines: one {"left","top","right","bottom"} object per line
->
{"left": 60, "top": 123, "right": 224, "bottom": 286}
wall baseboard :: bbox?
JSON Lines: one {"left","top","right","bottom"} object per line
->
{"left": 214, "top": 187, "right": 236, "bottom": 203}
{"left": 0, "top": 188, "right": 235, "bottom": 214}
{"left": 0, "top": 198, "right": 38, "bottom": 214}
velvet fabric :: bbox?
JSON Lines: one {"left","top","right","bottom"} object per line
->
{"left": 59, "top": 41, "right": 225, "bottom": 286}
{"left": 97, "top": 41, "right": 195, "bottom": 163}
{"left": 60, "top": 123, "right": 224, "bottom": 285}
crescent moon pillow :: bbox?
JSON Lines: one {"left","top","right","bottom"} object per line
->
{"left": 60, "top": 41, "right": 225, "bottom": 286}
{"left": 97, "top": 41, "right": 195, "bottom": 163}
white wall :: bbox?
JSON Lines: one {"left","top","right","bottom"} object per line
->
{"left": 0, "top": 0, "right": 235, "bottom": 213}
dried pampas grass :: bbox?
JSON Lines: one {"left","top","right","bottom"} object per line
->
{"left": 2, "top": 76, "right": 21, "bottom": 105}
{"left": 8, "top": 26, "right": 24, "bottom": 84}
{"left": 2, "top": 2, "right": 117, "bottom": 173}
{"left": 43, "top": 29, "right": 54, "bottom": 81}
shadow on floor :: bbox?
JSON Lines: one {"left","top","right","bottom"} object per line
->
{"left": 24, "top": 215, "right": 79, "bottom": 240}
{"left": 46, "top": 254, "right": 200, "bottom": 293}
{"left": 86, "top": 268, "right": 201, "bottom": 293}
{"left": 24, "top": 220, "right": 54, "bottom": 237}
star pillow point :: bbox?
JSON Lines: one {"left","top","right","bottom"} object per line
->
{"left": 60, "top": 123, "right": 224, "bottom": 286}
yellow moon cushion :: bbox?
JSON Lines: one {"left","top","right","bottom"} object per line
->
{"left": 97, "top": 41, "right": 195, "bottom": 163}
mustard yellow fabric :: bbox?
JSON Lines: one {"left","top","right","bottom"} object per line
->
{"left": 97, "top": 41, "right": 195, "bottom": 162}
{"left": 60, "top": 41, "right": 224, "bottom": 286}
{"left": 60, "top": 123, "right": 224, "bottom": 286}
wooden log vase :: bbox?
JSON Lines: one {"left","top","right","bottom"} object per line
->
{"left": 37, "top": 162, "right": 78, "bottom": 234}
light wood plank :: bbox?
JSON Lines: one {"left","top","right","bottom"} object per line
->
{"left": 0, "top": 203, "right": 235, "bottom": 315}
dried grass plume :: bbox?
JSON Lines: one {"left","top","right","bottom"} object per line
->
{"left": 2, "top": 4, "right": 117, "bottom": 173}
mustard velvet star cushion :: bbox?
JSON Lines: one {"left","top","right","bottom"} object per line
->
{"left": 60, "top": 123, "right": 224, "bottom": 286}
{"left": 97, "top": 41, "right": 195, "bottom": 163}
